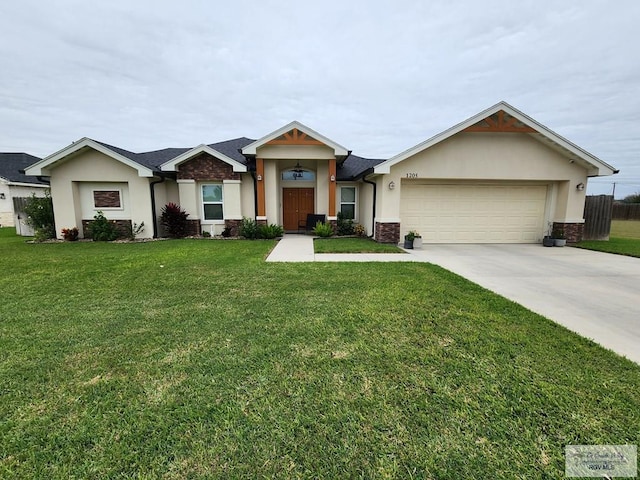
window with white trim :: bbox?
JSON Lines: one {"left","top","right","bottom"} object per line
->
{"left": 202, "top": 184, "right": 223, "bottom": 220}
{"left": 340, "top": 186, "right": 356, "bottom": 220}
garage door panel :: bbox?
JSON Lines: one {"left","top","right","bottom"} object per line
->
{"left": 400, "top": 184, "right": 546, "bottom": 243}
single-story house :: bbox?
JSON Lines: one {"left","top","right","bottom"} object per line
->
{"left": 0, "top": 153, "right": 49, "bottom": 235}
{"left": 24, "top": 101, "right": 617, "bottom": 243}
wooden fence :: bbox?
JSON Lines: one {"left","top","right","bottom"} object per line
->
{"left": 612, "top": 202, "right": 640, "bottom": 220}
{"left": 583, "top": 195, "right": 613, "bottom": 241}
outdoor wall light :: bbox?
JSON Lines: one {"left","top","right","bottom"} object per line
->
{"left": 256, "top": 174, "right": 262, "bottom": 181}
{"left": 388, "top": 181, "right": 395, "bottom": 190}
{"left": 0, "top": 193, "right": 5, "bottom": 199}
{"left": 576, "top": 182, "right": 585, "bottom": 191}
{"left": 330, "top": 174, "right": 336, "bottom": 182}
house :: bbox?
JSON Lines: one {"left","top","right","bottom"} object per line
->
{"left": 0, "top": 153, "right": 49, "bottom": 235}
{"left": 24, "top": 101, "right": 617, "bottom": 243}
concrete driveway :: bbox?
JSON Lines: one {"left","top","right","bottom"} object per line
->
{"left": 408, "top": 245, "right": 640, "bottom": 365}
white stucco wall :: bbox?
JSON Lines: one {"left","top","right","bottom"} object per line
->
{"left": 380, "top": 132, "right": 589, "bottom": 224}
{"left": 48, "top": 150, "right": 155, "bottom": 238}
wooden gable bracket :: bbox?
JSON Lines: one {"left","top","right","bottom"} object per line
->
{"left": 266, "top": 128, "right": 325, "bottom": 146}
{"left": 463, "top": 110, "right": 536, "bottom": 133}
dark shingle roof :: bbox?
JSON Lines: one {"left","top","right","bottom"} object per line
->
{"left": 88, "top": 137, "right": 382, "bottom": 179}
{"left": 0, "top": 153, "right": 48, "bottom": 185}
{"left": 337, "top": 154, "right": 385, "bottom": 180}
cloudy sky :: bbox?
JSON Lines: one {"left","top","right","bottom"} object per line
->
{"left": 1, "top": 1, "right": 639, "bottom": 197}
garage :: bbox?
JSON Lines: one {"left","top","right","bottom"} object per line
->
{"left": 400, "top": 183, "right": 548, "bottom": 243}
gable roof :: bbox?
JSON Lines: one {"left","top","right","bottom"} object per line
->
{"left": 0, "top": 153, "right": 48, "bottom": 185}
{"left": 25, "top": 138, "right": 156, "bottom": 177}
{"left": 160, "top": 144, "right": 248, "bottom": 172}
{"left": 241, "top": 121, "right": 350, "bottom": 157}
{"left": 373, "top": 101, "right": 618, "bottom": 177}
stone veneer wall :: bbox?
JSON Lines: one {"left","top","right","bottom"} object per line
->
{"left": 553, "top": 222, "right": 584, "bottom": 243}
{"left": 82, "top": 219, "right": 132, "bottom": 239}
{"left": 375, "top": 222, "right": 400, "bottom": 244}
{"left": 185, "top": 219, "right": 201, "bottom": 237}
{"left": 177, "top": 153, "right": 240, "bottom": 181}
{"left": 224, "top": 219, "right": 242, "bottom": 237}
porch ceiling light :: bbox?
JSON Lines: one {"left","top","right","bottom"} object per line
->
{"left": 388, "top": 181, "right": 395, "bottom": 190}
{"left": 576, "top": 182, "right": 585, "bottom": 191}
{"left": 292, "top": 162, "right": 304, "bottom": 179}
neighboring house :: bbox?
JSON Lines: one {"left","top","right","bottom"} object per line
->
{"left": 24, "top": 101, "right": 617, "bottom": 243}
{"left": 0, "top": 153, "right": 49, "bottom": 235}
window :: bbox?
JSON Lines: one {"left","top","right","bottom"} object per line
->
{"left": 340, "top": 187, "right": 356, "bottom": 220}
{"left": 202, "top": 184, "right": 223, "bottom": 220}
{"left": 281, "top": 169, "right": 315, "bottom": 181}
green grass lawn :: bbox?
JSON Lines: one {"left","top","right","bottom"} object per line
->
{"left": 1, "top": 228, "right": 639, "bottom": 478}
{"left": 314, "top": 237, "right": 403, "bottom": 253}
{"left": 576, "top": 221, "right": 640, "bottom": 257}
{"left": 611, "top": 219, "right": 640, "bottom": 238}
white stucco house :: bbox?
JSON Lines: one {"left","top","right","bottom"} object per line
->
{"left": 0, "top": 153, "right": 49, "bottom": 235}
{"left": 24, "top": 101, "right": 617, "bottom": 243}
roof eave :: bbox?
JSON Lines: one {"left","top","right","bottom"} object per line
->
{"left": 24, "top": 138, "right": 154, "bottom": 177}
{"left": 160, "top": 144, "right": 248, "bottom": 173}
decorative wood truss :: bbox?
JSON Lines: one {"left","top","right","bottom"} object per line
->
{"left": 463, "top": 110, "right": 536, "bottom": 133}
{"left": 266, "top": 128, "right": 325, "bottom": 146}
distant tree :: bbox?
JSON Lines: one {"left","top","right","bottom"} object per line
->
{"left": 620, "top": 192, "right": 640, "bottom": 204}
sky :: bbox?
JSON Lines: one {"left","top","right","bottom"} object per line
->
{"left": 1, "top": 1, "right": 639, "bottom": 198}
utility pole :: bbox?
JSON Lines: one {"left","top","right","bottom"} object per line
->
{"left": 612, "top": 182, "right": 616, "bottom": 199}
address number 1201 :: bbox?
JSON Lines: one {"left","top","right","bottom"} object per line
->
{"left": 405, "top": 173, "right": 418, "bottom": 178}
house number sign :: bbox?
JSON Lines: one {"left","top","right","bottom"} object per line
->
{"left": 405, "top": 172, "right": 418, "bottom": 178}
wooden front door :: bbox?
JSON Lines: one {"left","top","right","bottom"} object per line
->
{"left": 283, "top": 188, "right": 314, "bottom": 231}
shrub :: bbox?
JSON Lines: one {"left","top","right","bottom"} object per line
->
{"left": 336, "top": 211, "right": 354, "bottom": 236}
{"left": 221, "top": 227, "right": 232, "bottom": 238}
{"left": 239, "top": 217, "right": 259, "bottom": 239}
{"left": 313, "top": 221, "right": 334, "bottom": 237}
{"left": 258, "top": 223, "right": 284, "bottom": 239}
{"left": 353, "top": 223, "right": 366, "bottom": 237}
{"left": 61, "top": 227, "right": 79, "bottom": 241}
{"left": 24, "top": 190, "right": 55, "bottom": 241}
{"left": 202, "top": 230, "right": 212, "bottom": 238}
{"left": 161, "top": 203, "right": 189, "bottom": 238}
{"left": 127, "top": 222, "right": 145, "bottom": 240}
{"left": 88, "top": 211, "right": 119, "bottom": 241}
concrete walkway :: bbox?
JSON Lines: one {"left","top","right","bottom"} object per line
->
{"left": 266, "top": 234, "right": 420, "bottom": 262}
{"left": 267, "top": 236, "right": 640, "bottom": 365}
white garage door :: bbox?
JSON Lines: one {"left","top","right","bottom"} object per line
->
{"left": 400, "top": 183, "right": 547, "bottom": 243}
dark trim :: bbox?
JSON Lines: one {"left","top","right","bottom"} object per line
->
{"left": 362, "top": 173, "right": 377, "bottom": 238}
{"left": 150, "top": 175, "right": 166, "bottom": 238}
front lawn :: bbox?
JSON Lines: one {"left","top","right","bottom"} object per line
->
{"left": 1, "top": 228, "right": 639, "bottom": 478}
{"left": 575, "top": 221, "right": 640, "bottom": 257}
{"left": 314, "top": 237, "right": 403, "bottom": 253}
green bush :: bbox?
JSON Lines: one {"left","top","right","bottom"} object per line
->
{"left": 258, "top": 223, "right": 284, "bottom": 239}
{"left": 61, "top": 227, "right": 79, "bottom": 241}
{"left": 24, "top": 190, "right": 55, "bottom": 241}
{"left": 313, "top": 221, "right": 334, "bottom": 237}
{"left": 336, "top": 211, "right": 354, "bottom": 236}
{"left": 161, "top": 203, "right": 189, "bottom": 238}
{"left": 88, "top": 211, "right": 119, "bottom": 241}
{"left": 239, "top": 217, "right": 259, "bottom": 239}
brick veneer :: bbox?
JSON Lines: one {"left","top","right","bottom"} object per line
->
{"left": 328, "top": 219, "right": 338, "bottom": 234}
{"left": 552, "top": 222, "right": 584, "bottom": 243}
{"left": 256, "top": 218, "right": 267, "bottom": 226}
{"left": 224, "top": 219, "right": 242, "bottom": 237}
{"left": 82, "top": 219, "right": 131, "bottom": 239}
{"left": 375, "top": 222, "right": 400, "bottom": 244}
{"left": 185, "top": 219, "right": 201, "bottom": 237}
{"left": 177, "top": 153, "right": 240, "bottom": 181}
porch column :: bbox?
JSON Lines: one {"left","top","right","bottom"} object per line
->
{"left": 328, "top": 158, "right": 336, "bottom": 217}
{"left": 256, "top": 157, "right": 266, "bottom": 218}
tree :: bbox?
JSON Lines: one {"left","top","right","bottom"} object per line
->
{"left": 621, "top": 192, "right": 640, "bottom": 204}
